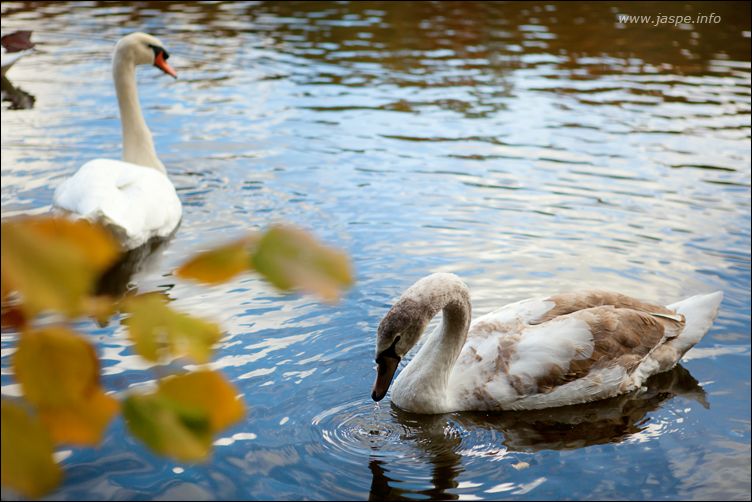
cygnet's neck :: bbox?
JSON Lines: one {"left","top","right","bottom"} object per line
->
{"left": 392, "top": 274, "right": 472, "bottom": 413}
{"left": 113, "top": 51, "right": 165, "bottom": 173}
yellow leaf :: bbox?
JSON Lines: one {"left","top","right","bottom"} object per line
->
{"left": 251, "top": 225, "right": 354, "bottom": 302}
{"left": 158, "top": 370, "right": 245, "bottom": 431}
{"left": 176, "top": 236, "right": 256, "bottom": 285}
{"left": 40, "top": 390, "right": 120, "bottom": 446}
{"left": 14, "top": 327, "right": 99, "bottom": 408}
{"left": 122, "top": 293, "right": 222, "bottom": 363}
{"left": 123, "top": 371, "right": 244, "bottom": 462}
{"left": 12, "top": 327, "right": 119, "bottom": 447}
{"left": 0, "top": 217, "right": 119, "bottom": 317}
{"left": 1, "top": 401, "right": 62, "bottom": 498}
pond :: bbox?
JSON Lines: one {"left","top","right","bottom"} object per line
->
{"left": 1, "top": 1, "right": 750, "bottom": 500}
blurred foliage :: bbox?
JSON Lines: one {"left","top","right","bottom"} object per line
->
{"left": 123, "top": 371, "right": 245, "bottom": 462}
{"left": 1, "top": 218, "right": 119, "bottom": 319}
{"left": 176, "top": 224, "right": 354, "bottom": 301}
{"left": 0, "top": 216, "right": 353, "bottom": 498}
{"left": 122, "top": 293, "right": 222, "bottom": 363}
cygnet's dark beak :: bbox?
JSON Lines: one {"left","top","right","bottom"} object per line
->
{"left": 371, "top": 354, "right": 400, "bottom": 401}
{"left": 371, "top": 337, "right": 401, "bottom": 402}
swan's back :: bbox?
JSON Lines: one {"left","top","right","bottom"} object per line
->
{"left": 449, "top": 290, "right": 722, "bottom": 411}
{"left": 52, "top": 159, "right": 182, "bottom": 249}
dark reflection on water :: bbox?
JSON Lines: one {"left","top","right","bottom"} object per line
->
{"left": 1, "top": 1, "right": 750, "bottom": 500}
{"left": 364, "top": 366, "right": 707, "bottom": 500}
{"left": 1, "top": 74, "right": 35, "bottom": 109}
{"left": 95, "top": 229, "right": 177, "bottom": 298}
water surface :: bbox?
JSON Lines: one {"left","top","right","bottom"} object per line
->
{"left": 1, "top": 2, "right": 750, "bottom": 500}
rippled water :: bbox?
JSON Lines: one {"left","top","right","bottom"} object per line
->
{"left": 2, "top": 2, "right": 750, "bottom": 500}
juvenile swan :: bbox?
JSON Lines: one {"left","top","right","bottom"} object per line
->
{"left": 372, "top": 273, "right": 722, "bottom": 414}
{"left": 53, "top": 33, "right": 181, "bottom": 249}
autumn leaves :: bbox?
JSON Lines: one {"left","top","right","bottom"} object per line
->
{"left": 0, "top": 216, "right": 353, "bottom": 497}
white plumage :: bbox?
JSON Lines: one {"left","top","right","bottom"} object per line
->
{"left": 53, "top": 159, "right": 181, "bottom": 249}
{"left": 52, "top": 33, "right": 181, "bottom": 249}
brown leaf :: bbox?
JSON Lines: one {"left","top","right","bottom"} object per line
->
{"left": 1, "top": 31, "right": 34, "bottom": 52}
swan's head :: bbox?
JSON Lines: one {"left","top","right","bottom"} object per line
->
{"left": 114, "top": 32, "right": 177, "bottom": 78}
{"left": 371, "top": 296, "right": 432, "bottom": 402}
{"left": 372, "top": 273, "right": 471, "bottom": 402}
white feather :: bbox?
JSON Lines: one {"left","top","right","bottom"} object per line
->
{"left": 53, "top": 159, "right": 181, "bottom": 249}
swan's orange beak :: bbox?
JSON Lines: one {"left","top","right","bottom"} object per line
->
{"left": 154, "top": 51, "right": 177, "bottom": 79}
{"left": 372, "top": 353, "right": 400, "bottom": 402}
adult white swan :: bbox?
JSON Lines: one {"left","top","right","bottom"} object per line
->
{"left": 372, "top": 273, "right": 723, "bottom": 414}
{"left": 53, "top": 33, "right": 181, "bottom": 249}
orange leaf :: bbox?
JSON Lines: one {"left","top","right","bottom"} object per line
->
{"left": 40, "top": 390, "right": 120, "bottom": 446}
{"left": 158, "top": 370, "right": 245, "bottom": 431}
{"left": 176, "top": 236, "right": 256, "bottom": 285}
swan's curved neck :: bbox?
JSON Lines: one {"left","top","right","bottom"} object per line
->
{"left": 392, "top": 277, "right": 471, "bottom": 413}
{"left": 113, "top": 52, "right": 165, "bottom": 172}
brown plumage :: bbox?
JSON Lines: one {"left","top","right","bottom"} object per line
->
{"left": 528, "top": 291, "right": 685, "bottom": 394}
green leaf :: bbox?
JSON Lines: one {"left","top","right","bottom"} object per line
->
{"left": 1, "top": 401, "right": 62, "bottom": 498}
{"left": 123, "top": 393, "right": 212, "bottom": 462}
{"left": 251, "top": 225, "right": 354, "bottom": 302}
{"left": 123, "top": 371, "right": 245, "bottom": 462}
{"left": 175, "top": 236, "right": 256, "bottom": 285}
{"left": 122, "top": 293, "right": 222, "bottom": 363}
{"left": 1, "top": 217, "right": 119, "bottom": 318}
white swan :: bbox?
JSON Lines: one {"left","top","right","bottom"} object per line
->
{"left": 53, "top": 33, "right": 181, "bottom": 250}
{"left": 372, "top": 273, "right": 723, "bottom": 414}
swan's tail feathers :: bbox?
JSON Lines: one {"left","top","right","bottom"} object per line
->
{"left": 667, "top": 291, "right": 723, "bottom": 356}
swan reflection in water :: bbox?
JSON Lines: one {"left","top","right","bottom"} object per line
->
{"left": 95, "top": 229, "right": 177, "bottom": 299}
{"left": 368, "top": 364, "right": 708, "bottom": 500}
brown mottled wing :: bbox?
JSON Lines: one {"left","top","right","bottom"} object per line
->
{"left": 534, "top": 305, "right": 685, "bottom": 393}
{"left": 534, "top": 290, "right": 677, "bottom": 323}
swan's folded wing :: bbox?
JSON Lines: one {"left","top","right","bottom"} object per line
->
{"left": 454, "top": 305, "right": 685, "bottom": 410}
{"left": 53, "top": 159, "right": 181, "bottom": 248}
{"left": 534, "top": 290, "right": 676, "bottom": 323}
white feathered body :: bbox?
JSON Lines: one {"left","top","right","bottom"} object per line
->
{"left": 53, "top": 159, "right": 182, "bottom": 249}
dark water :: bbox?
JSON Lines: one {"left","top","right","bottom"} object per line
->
{"left": 2, "top": 1, "right": 750, "bottom": 500}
